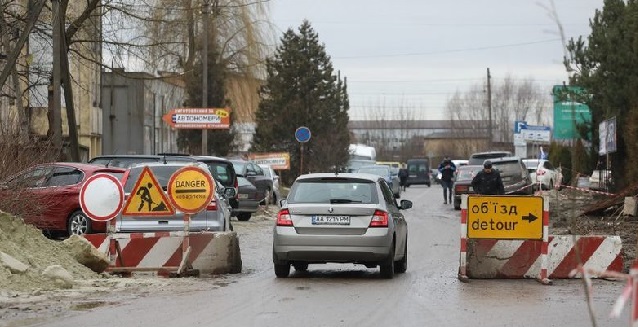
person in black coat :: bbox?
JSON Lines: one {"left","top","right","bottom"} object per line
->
{"left": 471, "top": 160, "right": 505, "bottom": 195}
{"left": 438, "top": 156, "right": 457, "bottom": 204}
{"left": 398, "top": 168, "right": 408, "bottom": 191}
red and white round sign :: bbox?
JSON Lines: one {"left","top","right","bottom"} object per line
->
{"left": 79, "top": 173, "right": 125, "bottom": 222}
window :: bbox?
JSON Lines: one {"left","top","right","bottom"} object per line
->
{"left": 46, "top": 167, "right": 83, "bottom": 186}
{"left": 379, "top": 180, "right": 396, "bottom": 206}
{"left": 7, "top": 166, "right": 53, "bottom": 188}
{"left": 288, "top": 179, "right": 378, "bottom": 204}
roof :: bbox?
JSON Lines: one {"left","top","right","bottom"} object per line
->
{"left": 490, "top": 156, "right": 522, "bottom": 163}
{"left": 51, "top": 162, "right": 126, "bottom": 171}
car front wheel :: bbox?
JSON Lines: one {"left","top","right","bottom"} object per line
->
{"left": 68, "top": 210, "right": 92, "bottom": 236}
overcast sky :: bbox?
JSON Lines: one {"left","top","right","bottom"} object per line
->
{"left": 270, "top": 0, "right": 603, "bottom": 120}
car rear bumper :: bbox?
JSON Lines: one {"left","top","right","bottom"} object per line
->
{"left": 273, "top": 227, "right": 392, "bottom": 262}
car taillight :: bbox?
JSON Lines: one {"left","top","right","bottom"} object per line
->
{"left": 370, "top": 210, "right": 389, "bottom": 228}
{"left": 207, "top": 199, "right": 217, "bottom": 211}
{"left": 277, "top": 209, "right": 293, "bottom": 226}
{"left": 455, "top": 185, "right": 468, "bottom": 192}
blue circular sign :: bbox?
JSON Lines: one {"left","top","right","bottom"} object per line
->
{"left": 295, "top": 126, "right": 311, "bottom": 143}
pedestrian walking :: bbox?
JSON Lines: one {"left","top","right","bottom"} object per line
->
{"left": 398, "top": 168, "right": 408, "bottom": 191}
{"left": 471, "top": 160, "right": 505, "bottom": 195}
{"left": 438, "top": 156, "right": 456, "bottom": 204}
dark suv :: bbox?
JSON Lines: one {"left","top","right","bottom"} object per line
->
{"left": 88, "top": 154, "right": 238, "bottom": 206}
{"left": 490, "top": 156, "right": 534, "bottom": 195}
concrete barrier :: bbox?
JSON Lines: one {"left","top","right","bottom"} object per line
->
{"left": 83, "top": 231, "right": 242, "bottom": 276}
{"left": 466, "top": 235, "right": 623, "bottom": 279}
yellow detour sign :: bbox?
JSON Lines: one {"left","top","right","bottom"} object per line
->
{"left": 167, "top": 166, "right": 214, "bottom": 214}
{"left": 467, "top": 196, "right": 543, "bottom": 240}
{"left": 122, "top": 166, "right": 175, "bottom": 216}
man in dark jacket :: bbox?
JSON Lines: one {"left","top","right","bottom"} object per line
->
{"left": 398, "top": 168, "right": 408, "bottom": 191}
{"left": 438, "top": 156, "right": 456, "bottom": 204}
{"left": 471, "top": 160, "right": 505, "bottom": 195}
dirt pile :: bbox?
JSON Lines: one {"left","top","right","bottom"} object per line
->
{"left": 547, "top": 188, "right": 638, "bottom": 272}
{"left": 0, "top": 213, "right": 101, "bottom": 292}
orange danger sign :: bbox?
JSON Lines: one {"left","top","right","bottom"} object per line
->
{"left": 167, "top": 166, "right": 214, "bottom": 214}
{"left": 122, "top": 166, "right": 175, "bottom": 216}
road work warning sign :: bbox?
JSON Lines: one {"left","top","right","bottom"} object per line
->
{"left": 167, "top": 166, "right": 214, "bottom": 214}
{"left": 467, "top": 196, "right": 543, "bottom": 240}
{"left": 122, "top": 166, "right": 175, "bottom": 216}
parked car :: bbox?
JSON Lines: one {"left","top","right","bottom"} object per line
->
{"left": 452, "top": 165, "right": 483, "bottom": 210}
{"left": 273, "top": 173, "right": 412, "bottom": 279}
{"left": 229, "top": 159, "right": 272, "bottom": 204}
{"left": 590, "top": 169, "right": 612, "bottom": 191}
{"left": 0, "top": 163, "right": 126, "bottom": 236}
{"left": 356, "top": 164, "right": 401, "bottom": 198}
{"left": 468, "top": 151, "right": 512, "bottom": 165}
{"left": 431, "top": 168, "right": 441, "bottom": 184}
{"left": 259, "top": 164, "right": 281, "bottom": 205}
{"left": 88, "top": 154, "right": 195, "bottom": 168}
{"left": 116, "top": 162, "right": 235, "bottom": 232}
{"left": 405, "top": 158, "right": 431, "bottom": 187}
{"left": 89, "top": 154, "right": 239, "bottom": 209}
{"left": 522, "top": 159, "right": 560, "bottom": 190}
{"left": 232, "top": 176, "right": 266, "bottom": 221}
{"left": 490, "top": 157, "right": 534, "bottom": 195}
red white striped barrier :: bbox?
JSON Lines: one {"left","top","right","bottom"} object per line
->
{"left": 459, "top": 195, "right": 623, "bottom": 283}
{"left": 83, "top": 231, "right": 241, "bottom": 276}
{"left": 464, "top": 235, "right": 623, "bottom": 279}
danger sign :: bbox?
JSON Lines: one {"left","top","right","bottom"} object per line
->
{"left": 121, "top": 166, "right": 175, "bottom": 216}
{"left": 167, "top": 166, "right": 214, "bottom": 214}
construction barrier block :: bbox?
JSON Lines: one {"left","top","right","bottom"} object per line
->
{"left": 82, "top": 231, "right": 241, "bottom": 276}
{"left": 466, "top": 235, "right": 623, "bottom": 279}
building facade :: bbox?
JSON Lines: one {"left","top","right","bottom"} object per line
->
{"left": 101, "top": 70, "right": 184, "bottom": 155}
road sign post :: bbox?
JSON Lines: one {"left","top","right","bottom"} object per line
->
{"left": 295, "top": 127, "right": 311, "bottom": 175}
{"left": 167, "top": 166, "right": 215, "bottom": 275}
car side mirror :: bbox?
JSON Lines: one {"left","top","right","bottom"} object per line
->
{"left": 224, "top": 187, "right": 237, "bottom": 198}
{"left": 399, "top": 199, "right": 412, "bottom": 210}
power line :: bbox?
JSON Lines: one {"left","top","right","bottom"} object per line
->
{"left": 333, "top": 39, "right": 562, "bottom": 59}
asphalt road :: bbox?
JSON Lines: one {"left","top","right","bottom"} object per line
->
{"left": 40, "top": 185, "right": 630, "bottom": 327}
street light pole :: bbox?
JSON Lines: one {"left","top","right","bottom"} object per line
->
{"left": 201, "top": 0, "right": 209, "bottom": 155}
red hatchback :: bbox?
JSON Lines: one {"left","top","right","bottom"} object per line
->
{"left": 0, "top": 162, "right": 126, "bottom": 236}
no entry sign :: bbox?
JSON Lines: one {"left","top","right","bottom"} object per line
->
{"left": 79, "top": 173, "right": 125, "bottom": 221}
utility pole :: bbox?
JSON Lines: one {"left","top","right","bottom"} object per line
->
{"left": 201, "top": 0, "right": 209, "bottom": 155}
{"left": 487, "top": 68, "right": 492, "bottom": 149}
{"left": 51, "top": 0, "right": 62, "bottom": 151}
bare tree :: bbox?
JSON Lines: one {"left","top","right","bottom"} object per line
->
{"left": 447, "top": 75, "right": 550, "bottom": 146}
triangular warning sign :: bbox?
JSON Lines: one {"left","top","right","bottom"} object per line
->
{"left": 122, "top": 166, "right": 175, "bottom": 216}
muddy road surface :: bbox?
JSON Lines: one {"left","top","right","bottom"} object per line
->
{"left": 5, "top": 185, "right": 630, "bottom": 327}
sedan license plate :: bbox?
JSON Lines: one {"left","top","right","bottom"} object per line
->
{"left": 238, "top": 194, "right": 248, "bottom": 199}
{"left": 312, "top": 215, "right": 351, "bottom": 225}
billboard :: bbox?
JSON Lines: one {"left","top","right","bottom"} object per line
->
{"left": 599, "top": 117, "right": 617, "bottom": 155}
{"left": 249, "top": 152, "right": 290, "bottom": 170}
{"left": 552, "top": 85, "right": 592, "bottom": 140}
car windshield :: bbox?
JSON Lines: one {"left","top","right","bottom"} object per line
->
{"left": 522, "top": 160, "right": 540, "bottom": 169}
{"left": 357, "top": 167, "right": 389, "bottom": 176}
{"left": 123, "top": 166, "right": 182, "bottom": 192}
{"left": 492, "top": 161, "right": 522, "bottom": 175}
{"left": 232, "top": 162, "right": 246, "bottom": 174}
{"left": 288, "top": 179, "right": 378, "bottom": 204}
{"left": 469, "top": 152, "right": 511, "bottom": 165}
{"left": 456, "top": 168, "right": 481, "bottom": 181}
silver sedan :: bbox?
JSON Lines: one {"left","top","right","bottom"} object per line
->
{"left": 272, "top": 173, "right": 412, "bottom": 279}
